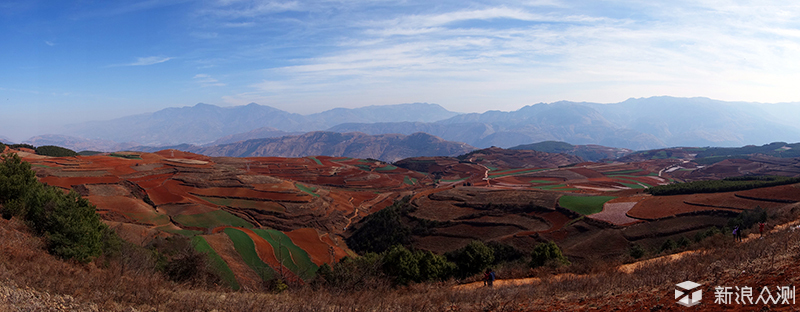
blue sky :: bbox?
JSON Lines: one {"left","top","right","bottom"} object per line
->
{"left": 1, "top": 0, "right": 799, "bottom": 141}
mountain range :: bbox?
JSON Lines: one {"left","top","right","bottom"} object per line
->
{"left": 182, "top": 131, "right": 474, "bottom": 163}
{"left": 6, "top": 97, "right": 800, "bottom": 157}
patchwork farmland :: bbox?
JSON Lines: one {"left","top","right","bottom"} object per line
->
{"left": 11, "top": 145, "right": 800, "bottom": 288}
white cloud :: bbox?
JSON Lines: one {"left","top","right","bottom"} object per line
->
{"left": 193, "top": 74, "right": 226, "bottom": 87}
{"left": 44, "top": 41, "right": 55, "bottom": 46}
{"left": 127, "top": 56, "right": 173, "bottom": 66}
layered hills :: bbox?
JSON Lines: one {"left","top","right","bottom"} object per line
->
{"left": 9, "top": 96, "right": 796, "bottom": 155}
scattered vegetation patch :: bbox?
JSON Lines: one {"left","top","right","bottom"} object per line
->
{"left": 558, "top": 195, "right": 616, "bottom": 215}
{"left": 647, "top": 175, "right": 800, "bottom": 196}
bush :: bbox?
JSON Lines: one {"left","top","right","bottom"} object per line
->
{"left": 447, "top": 241, "right": 495, "bottom": 278}
{"left": 35, "top": 145, "right": 78, "bottom": 157}
{"left": 530, "top": 241, "right": 570, "bottom": 268}
{"left": 660, "top": 239, "right": 677, "bottom": 253}
{"left": 629, "top": 244, "right": 645, "bottom": 259}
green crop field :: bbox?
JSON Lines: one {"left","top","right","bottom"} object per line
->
{"left": 223, "top": 228, "right": 275, "bottom": 282}
{"left": 558, "top": 195, "right": 616, "bottom": 215}
{"left": 252, "top": 229, "right": 318, "bottom": 281}
{"left": 192, "top": 236, "right": 240, "bottom": 290}
{"left": 173, "top": 210, "right": 253, "bottom": 229}
{"left": 440, "top": 177, "right": 467, "bottom": 183}
{"left": 295, "top": 183, "right": 320, "bottom": 197}
{"left": 534, "top": 184, "right": 568, "bottom": 190}
{"left": 330, "top": 157, "right": 352, "bottom": 162}
{"left": 529, "top": 179, "right": 557, "bottom": 184}
{"left": 375, "top": 164, "right": 398, "bottom": 171}
{"left": 603, "top": 169, "right": 643, "bottom": 175}
{"left": 488, "top": 168, "right": 547, "bottom": 178}
{"left": 109, "top": 153, "right": 142, "bottom": 160}
{"left": 307, "top": 156, "right": 323, "bottom": 166}
{"left": 403, "top": 176, "right": 417, "bottom": 185}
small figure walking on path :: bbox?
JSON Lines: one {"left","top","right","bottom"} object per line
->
{"left": 483, "top": 268, "right": 496, "bottom": 287}
{"left": 759, "top": 222, "right": 766, "bottom": 237}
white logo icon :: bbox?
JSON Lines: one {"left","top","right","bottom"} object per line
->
{"left": 676, "top": 281, "right": 702, "bottom": 307}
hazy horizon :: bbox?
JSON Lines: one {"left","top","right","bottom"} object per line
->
{"left": 3, "top": 1, "right": 800, "bottom": 141}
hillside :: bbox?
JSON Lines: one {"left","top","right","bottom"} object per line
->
{"left": 190, "top": 131, "right": 475, "bottom": 163}
{"left": 510, "top": 141, "right": 633, "bottom": 161}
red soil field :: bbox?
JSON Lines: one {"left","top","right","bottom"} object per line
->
{"left": 683, "top": 192, "right": 784, "bottom": 210}
{"left": 409, "top": 198, "right": 481, "bottom": 221}
{"left": 435, "top": 224, "right": 521, "bottom": 240}
{"left": 320, "top": 234, "right": 350, "bottom": 260}
{"left": 189, "top": 187, "right": 310, "bottom": 202}
{"left": 157, "top": 203, "right": 217, "bottom": 216}
{"left": 627, "top": 195, "right": 741, "bottom": 220}
{"left": 735, "top": 184, "right": 800, "bottom": 202}
{"left": 154, "top": 149, "right": 211, "bottom": 161}
{"left": 128, "top": 173, "right": 174, "bottom": 189}
{"left": 39, "top": 176, "right": 120, "bottom": 189}
{"left": 284, "top": 228, "right": 334, "bottom": 266}
{"left": 567, "top": 167, "right": 605, "bottom": 179}
{"left": 146, "top": 183, "right": 191, "bottom": 206}
{"left": 589, "top": 201, "right": 641, "bottom": 226}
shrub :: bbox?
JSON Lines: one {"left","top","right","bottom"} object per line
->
{"left": 660, "top": 239, "right": 677, "bottom": 253}
{"left": 629, "top": 244, "right": 645, "bottom": 259}
{"left": 487, "top": 241, "right": 525, "bottom": 265}
{"left": 447, "top": 240, "right": 495, "bottom": 278}
{"left": 530, "top": 241, "right": 570, "bottom": 268}
{"left": 382, "top": 245, "right": 420, "bottom": 285}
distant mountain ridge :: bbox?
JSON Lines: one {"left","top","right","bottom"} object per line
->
{"left": 33, "top": 96, "right": 800, "bottom": 153}
{"left": 61, "top": 102, "right": 459, "bottom": 146}
{"left": 331, "top": 97, "right": 800, "bottom": 150}
{"left": 186, "top": 131, "right": 474, "bottom": 163}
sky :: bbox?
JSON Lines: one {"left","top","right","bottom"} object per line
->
{"left": 1, "top": 0, "right": 800, "bottom": 141}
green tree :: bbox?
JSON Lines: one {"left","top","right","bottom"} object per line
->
{"left": 447, "top": 241, "right": 495, "bottom": 278}
{"left": 382, "top": 245, "right": 420, "bottom": 285}
{"left": 417, "top": 250, "right": 455, "bottom": 282}
{"left": 25, "top": 187, "right": 106, "bottom": 263}
{"left": 530, "top": 241, "right": 570, "bottom": 268}
{"left": 0, "top": 153, "right": 39, "bottom": 218}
